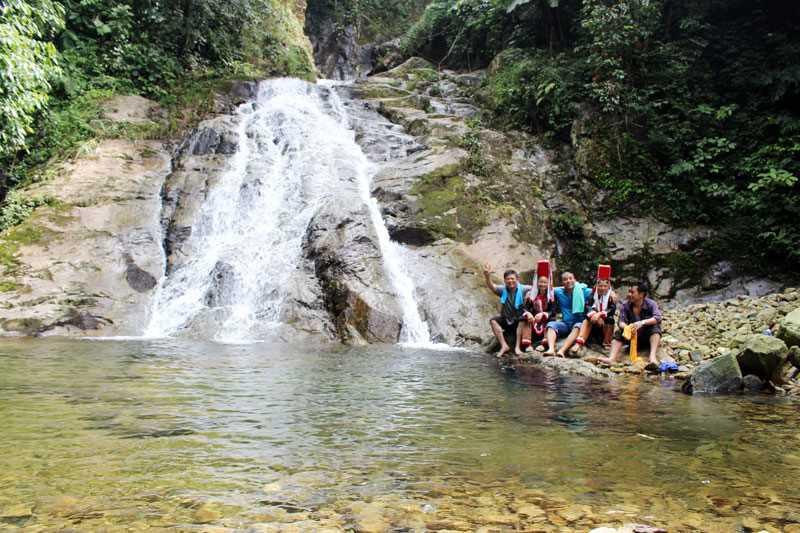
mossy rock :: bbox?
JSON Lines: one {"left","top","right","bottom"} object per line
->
{"left": 2, "top": 317, "right": 43, "bottom": 336}
{"left": 778, "top": 308, "right": 800, "bottom": 348}
{"left": 411, "top": 169, "right": 490, "bottom": 241}
{"left": 354, "top": 84, "right": 412, "bottom": 100}
{"left": 384, "top": 57, "right": 436, "bottom": 79}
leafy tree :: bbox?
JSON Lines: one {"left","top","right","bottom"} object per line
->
{"left": 0, "top": 0, "right": 64, "bottom": 160}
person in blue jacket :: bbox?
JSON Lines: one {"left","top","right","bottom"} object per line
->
{"left": 542, "top": 271, "right": 593, "bottom": 357}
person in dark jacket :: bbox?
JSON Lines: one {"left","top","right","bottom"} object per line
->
{"left": 517, "top": 275, "right": 557, "bottom": 355}
{"left": 598, "top": 281, "right": 663, "bottom": 366}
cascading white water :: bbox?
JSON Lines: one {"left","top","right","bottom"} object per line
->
{"left": 144, "top": 78, "right": 433, "bottom": 344}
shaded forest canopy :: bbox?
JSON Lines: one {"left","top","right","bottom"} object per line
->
{"left": 1, "top": 0, "right": 799, "bottom": 271}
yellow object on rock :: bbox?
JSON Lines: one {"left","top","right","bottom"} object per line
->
{"left": 623, "top": 325, "right": 638, "bottom": 362}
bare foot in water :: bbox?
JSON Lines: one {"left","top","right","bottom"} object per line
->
{"left": 556, "top": 350, "right": 567, "bottom": 358}
{"left": 496, "top": 346, "right": 511, "bottom": 358}
{"left": 515, "top": 348, "right": 526, "bottom": 356}
{"left": 543, "top": 348, "right": 556, "bottom": 357}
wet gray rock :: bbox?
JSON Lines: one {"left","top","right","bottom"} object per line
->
{"left": 742, "top": 374, "right": 764, "bottom": 392}
{"left": 307, "top": 19, "right": 375, "bottom": 80}
{"left": 160, "top": 116, "right": 238, "bottom": 273}
{"left": 402, "top": 241, "right": 497, "bottom": 345}
{"left": 702, "top": 261, "right": 735, "bottom": 290}
{"left": 204, "top": 261, "right": 237, "bottom": 307}
{"left": 512, "top": 354, "right": 616, "bottom": 379}
{"left": 671, "top": 277, "right": 784, "bottom": 305}
{"left": 777, "top": 307, "right": 800, "bottom": 348}
{"left": 304, "top": 198, "right": 402, "bottom": 344}
{"left": 592, "top": 217, "right": 712, "bottom": 261}
{"left": 735, "top": 334, "right": 788, "bottom": 381}
{"left": 687, "top": 353, "right": 743, "bottom": 394}
{"left": 189, "top": 126, "right": 238, "bottom": 156}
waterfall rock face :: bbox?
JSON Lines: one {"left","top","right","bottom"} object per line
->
{"left": 304, "top": 198, "right": 402, "bottom": 343}
{"left": 146, "top": 79, "right": 416, "bottom": 343}
{"left": 308, "top": 18, "right": 376, "bottom": 80}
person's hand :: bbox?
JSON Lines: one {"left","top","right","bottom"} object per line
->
{"left": 483, "top": 263, "right": 494, "bottom": 276}
{"left": 534, "top": 312, "right": 546, "bottom": 322}
{"left": 631, "top": 320, "right": 644, "bottom": 332}
{"left": 522, "top": 311, "right": 534, "bottom": 323}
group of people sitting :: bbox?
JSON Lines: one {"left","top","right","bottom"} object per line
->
{"left": 483, "top": 260, "right": 663, "bottom": 367}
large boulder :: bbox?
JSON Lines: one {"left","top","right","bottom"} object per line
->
{"left": 688, "top": 353, "right": 743, "bottom": 394}
{"left": 777, "top": 307, "right": 800, "bottom": 348}
{"left": 735, "top": 334, "right": 788, "bottom": 381}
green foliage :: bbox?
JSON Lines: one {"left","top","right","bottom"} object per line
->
{"left": 460, "top": 119, "right": 491, "bottom": 176}
{"left": 403, "top": 0, "right": 800, "bottom": 269}
{"left": 0, "top": 0, "right": 314, "bottom": 188}
{"left": 0, "top": 0, "right": 65, "bottom": 160}
{"left": 482, "top": 48, "right": 579, "bottom": 134}
{"left": 0, "top": 191, "right": 54, "bottom": 233}
{"left": 402, "top": 0, "right": 507, "bottom": 68}
{"left": 307, "top": 0, "right": 430, "bottom": 44}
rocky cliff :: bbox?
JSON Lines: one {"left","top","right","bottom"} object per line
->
{"left": 0, "top": 48, "right": 789, "bottom": 344}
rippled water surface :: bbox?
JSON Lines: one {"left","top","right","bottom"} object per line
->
{"left": 1, "top": 339, "right": 799, "bottom": 532}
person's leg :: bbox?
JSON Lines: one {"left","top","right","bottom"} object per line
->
{"left": 602, "top": 322, "right": 614, "bottom": 347}
{"left": 490, "top": 317, "right": 510, "bottom": 357}
{"left": 648, "top": 333, "right": 661, "bottom": 365}
{"left": 519, "top": 319, "right": 532, "bottom": 352}
{"left": 598, "top": 328, "right": 626, "bottom": 364}
{"left": 543, "top": 322, "right": 560, "bottom": 356}
{"left": 570, "top": 320, "right": 592, "bottom": 355}
{"left": 559, "top": 324, "right": 581, "bottom": 357}
{"left": 515, "top": 321, "right": 527, "bottom": 356}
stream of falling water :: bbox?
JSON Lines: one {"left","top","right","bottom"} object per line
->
{"left": 144, "top": 78, "right": 433, "bottom": 344}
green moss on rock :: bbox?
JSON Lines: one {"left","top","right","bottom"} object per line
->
{"left": 410, "top": 166, "right": 489, "bottom": 242}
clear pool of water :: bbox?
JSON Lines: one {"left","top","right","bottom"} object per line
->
{"left": 0, "top": 338, "right": 798, "bottom": 532}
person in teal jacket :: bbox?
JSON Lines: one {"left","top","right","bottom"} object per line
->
{"left": 483, "top": 263, "right": 531, "bottom": 358}
{"left": 542, "top": 272, "right": 592, "bottom": 357}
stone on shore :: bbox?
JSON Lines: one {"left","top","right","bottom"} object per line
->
{"left": 777, "top": 308, "right": 800, "bottom": 348}
{"left": 688, "top": 353, "right": 742, "bottom": 394}
{"left": 742, "top": 374, "right": 765, "bottom": 392}
{"left": 510, "top": 353, "right": 615, "bottom": 379}
{"left": 735, "top": 334, "right": 788, "bottom": 381}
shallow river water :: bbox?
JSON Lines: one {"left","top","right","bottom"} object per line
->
{"left": 1, "top": 339, "right": 799, "bottom": 532}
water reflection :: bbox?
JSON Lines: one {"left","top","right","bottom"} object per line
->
{"left": 0, "top": 338, "right": 798, "bottom": 531}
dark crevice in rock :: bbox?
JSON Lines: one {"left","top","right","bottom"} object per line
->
{"left": 123, "top": 253, "right": 157, "bottom": 292}
{"left": 389, "top": 227, "right": 437, "bottom": 246}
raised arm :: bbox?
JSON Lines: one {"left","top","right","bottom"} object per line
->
{"left": 482, "top": 263, "right": 498, "bottom": 293}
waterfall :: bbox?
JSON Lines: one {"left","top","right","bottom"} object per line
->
{"left": 144, "top": 78, "right": 433, "bottom": 344}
